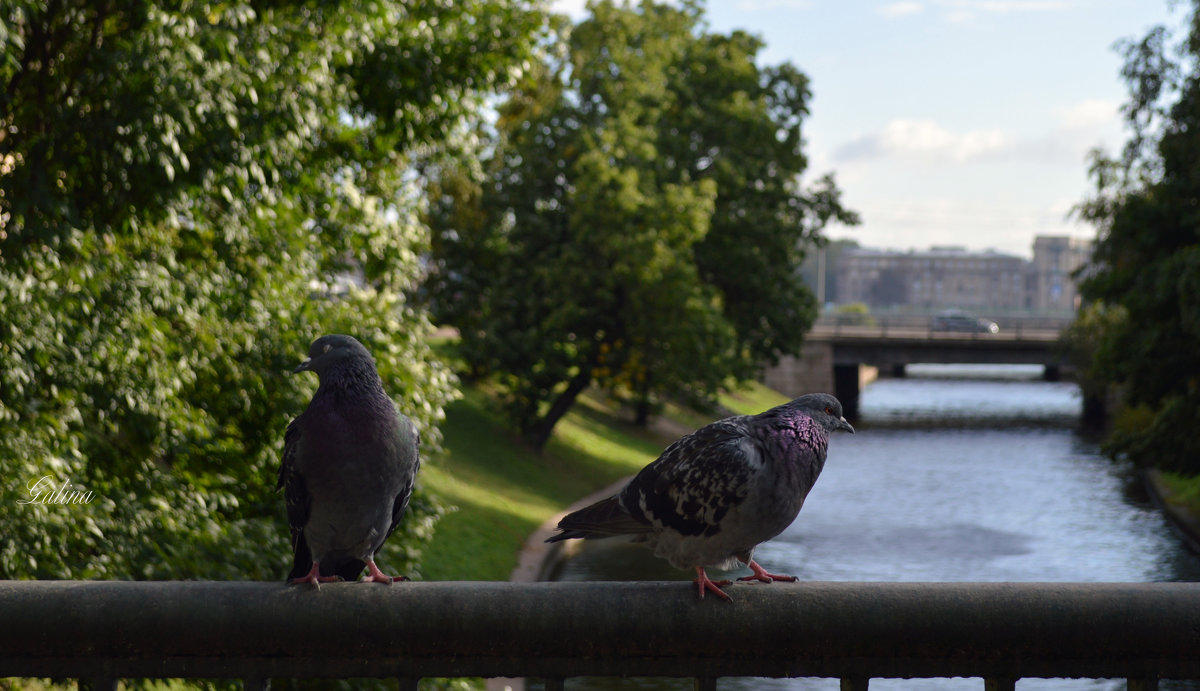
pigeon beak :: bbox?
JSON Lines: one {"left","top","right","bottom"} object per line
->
{"left": 839, "top": 417, "right": 855, "bottom": 434}
{"left": 293, "top": 358, "right": 313, "bottom": 374}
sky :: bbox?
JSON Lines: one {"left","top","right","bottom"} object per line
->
{"left": 550, "top": 0, "right": 1184, "bottom": 258}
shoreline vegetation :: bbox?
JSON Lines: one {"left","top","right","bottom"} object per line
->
{"left": 1145, "top": 470, "right": 1200, "bottom": 555}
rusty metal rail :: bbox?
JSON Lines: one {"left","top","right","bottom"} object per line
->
{"left": 2, "top": 580, "right": 1199, "bottom": 689}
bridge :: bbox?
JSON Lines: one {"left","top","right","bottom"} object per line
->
{"left": 764, "top": 316, "right": 1074, "bottom": 419}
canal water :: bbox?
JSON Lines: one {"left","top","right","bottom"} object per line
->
{"left": 546, "top": 365, "right": 1200, "bottom": 691}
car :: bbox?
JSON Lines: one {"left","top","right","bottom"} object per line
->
{"left": 930, "top": 309, "right": 999, "bottom": 333}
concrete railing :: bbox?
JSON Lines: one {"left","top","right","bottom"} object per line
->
{"left": 3, "top": 580, "right": 1199, "bottom": 690}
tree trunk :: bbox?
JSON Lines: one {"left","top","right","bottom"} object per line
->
{"left": 525, "top": 368, "right": 592, "bottom": 451}
{"left": 633, "top": 374, "right": 652, "bottom": 427}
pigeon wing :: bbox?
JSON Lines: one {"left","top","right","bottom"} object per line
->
{"left": 278, "top": 415, "right": 315, "bottom": 580}
{"left": 384, "top": 420, "right": 421, "bottom": 542}
{"left": 623, "top": 419, "right": 756, "bottom": 538}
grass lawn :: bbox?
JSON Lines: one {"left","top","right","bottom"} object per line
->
{"left": 416, "top": 380, "right": 791, "bottom": 581}
{"left": 1158, "top": 471, "right": 1200, "bottom": 516}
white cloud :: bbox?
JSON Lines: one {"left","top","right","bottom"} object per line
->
{"left": 960, "top": 0, "right": 1068, "bottom": 12}
{"left": 1047, "top": 196, "right": 1082, "bottom": 220}
{"left": 834, "top": 119, "right": 1012, "bottom": 164}
{"left": 1054, "top": 99, "right": 1120, "bottom": 131}
{"left": 938, "top": 0, "right": 1068, "bottom": 23}
{"left": 878, "top": 2, "right": 925, "bottom": 18}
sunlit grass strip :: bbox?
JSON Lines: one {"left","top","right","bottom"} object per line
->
{"left": 418, "top": 388, "right": 662, "bottom": 581}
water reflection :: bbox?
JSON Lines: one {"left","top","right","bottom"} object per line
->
{"left": 546, "top": 365, "right": 1200, "bottom": 690}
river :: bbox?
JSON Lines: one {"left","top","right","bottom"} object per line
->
{"left": 546, "top": 365, "right": 1200, "bottom": 691}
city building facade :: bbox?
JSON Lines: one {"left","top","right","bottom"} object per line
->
{"left": 833, "top": 235, "right": 1093, "bottom": 313}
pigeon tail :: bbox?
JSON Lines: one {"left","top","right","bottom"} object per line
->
{"left": 288, "top": 547, "right": 367, "bottom": 583}
{"left": 545, "top": 495, "right": 651, "bottom": 543}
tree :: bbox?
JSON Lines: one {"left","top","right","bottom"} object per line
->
{"left": 0, "top": 0, "right": 543, "bottom": 579}
{"left": 1075, "top": 3, "right": 1200, "bottom": 473}
{"left": 427, "top": 0, "right": 855, "bottom": 449}
{"left": 659, "top": 28, "right": 859, "bottom": 376}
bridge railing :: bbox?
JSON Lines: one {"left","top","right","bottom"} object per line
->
{"left": 814, "top": 314, "right": 1074, "bottom": 338}
{"left": 2, "top": 580, "right": 1199, "bottom": 690}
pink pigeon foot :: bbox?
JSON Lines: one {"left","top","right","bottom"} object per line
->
{"left": 736, "top": 559, "right": 798, "bottom": 584}
{"left": 361, "top": 559, "right": 402, "bottom": 584}
{"left": 288, "top": 561, "right": 344, "bottom": 588}
{"left": 694, "top": 567, "right": 733, "bottom": 601}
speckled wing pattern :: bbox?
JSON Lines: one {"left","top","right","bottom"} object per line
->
{"left": 620, "top": 417, "right": 756, "bottom": 539}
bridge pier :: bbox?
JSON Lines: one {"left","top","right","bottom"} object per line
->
{"left": 762, "top": 341, "right": 835, "bottom": 400}
{"left": 760, "top": 343, "right": 873, "bottom": 422}
{"left": 834, "top": 364, "right": 861, "bottom": 421}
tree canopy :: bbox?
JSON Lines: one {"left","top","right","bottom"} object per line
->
{"left": 1075, "top": 1, "right": 1200, "bottom": 472}
{"left": 0, "top": 0, "right": 544, "bottom": 578}
{"left": 427, "top": 0, "right": 856, "bottom": 449}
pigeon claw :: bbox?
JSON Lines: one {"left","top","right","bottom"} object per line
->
{"left": 361, "top": 559, "right": 395, "bottom": 584}
{"left": 694, "top": 567, "right": 733, "bottom": 601}
{"left": 288, "top": 561, "right": 344, "bottom": 588}
{"left": 736, "top": 559, "right": 797, "bottom": 584}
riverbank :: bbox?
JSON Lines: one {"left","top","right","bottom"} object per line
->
{"left": 1143, "top": 469, "right": 1200, "bottom": 555}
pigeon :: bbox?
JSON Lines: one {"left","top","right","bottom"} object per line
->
{"left": 546, "top": 392, "right": 854, "bottom": 600}
{"left": 277, "top": 334, "right": 421, "bottom": 586}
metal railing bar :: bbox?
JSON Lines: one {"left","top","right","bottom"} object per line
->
{"left": 543, "top": 679, "right": 565, "bottom": 691}
{"left": 397, "top": 678, "right": 418, "bottom": 691}
{"left": 1128, "top": 679, "right": 1160, "bottom": 691}
{"left": 694, "top": 678, "right": 717, "bottom": 691}
{"left": 984, "top": 678, "right": 1016, "bottom": 691}
{"left": 242, "top": 677, "right": 269, "bottom": 691}
{"left": 840, "top": 678, "right": 869, "bottom": 691}
{"left": 3, "top": 581, "right": 1200, "bottom": 682}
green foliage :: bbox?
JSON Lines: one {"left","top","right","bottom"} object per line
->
{"left": 1158, "top": 469, "right": 1200, "bottom": 514}
{"left": 0, "top": 1, "right": 544, "bottom": 579}
{"left": 1075, "top": 2, "right": 1200, "bottom": 473}
{"left": 426, "top": 0, "right": 855, "bottom": 448}
{"left": 833, "top": 302, "right": 875, "bottom": 326}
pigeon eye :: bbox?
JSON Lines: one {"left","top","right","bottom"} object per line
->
{"left": 322, "top": 344, "right": 332, "bottom": 354}
{"left": 825, "top": 406, "right": 833, "bottom": 414}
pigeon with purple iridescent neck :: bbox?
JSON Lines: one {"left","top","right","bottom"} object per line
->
{"left": 546, "top": 393, "right": 853, "bottom": 600}
{"left": 277, "top": 334, "right": 420, "bottom": 587}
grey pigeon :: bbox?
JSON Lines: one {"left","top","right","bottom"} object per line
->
{"left": 546, "top": 393, "right": 853, "bottom": 600}
{"left": 277, "top": 334, "right": 421, "bottom": 586}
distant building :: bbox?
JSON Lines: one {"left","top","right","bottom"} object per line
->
{"left": 833, "top": 236, "right": 1092, "bottom": 313}
{"left": 1031, "top": 235, "right": 1092, "bottom": 311}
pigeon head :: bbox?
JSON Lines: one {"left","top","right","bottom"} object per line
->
{"left": 293, "top": 334, "right": 376, "bottom": 378}
{"left": 790, "top": 393, "right": 855, "bottom": 434}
